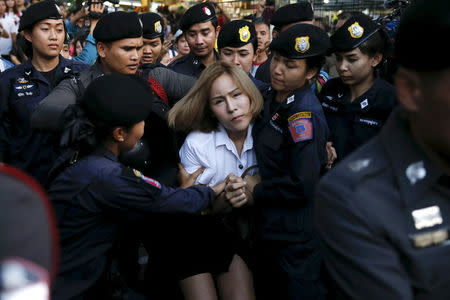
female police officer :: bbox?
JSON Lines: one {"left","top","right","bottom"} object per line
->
{"left": 247, "top": 24, "right": 330, "bottom": 300}
{"left": 47, "top": 74, "right": 233, "bottom": 299}
{"left": 0, "top": 0, "right": 87, "bottom": 185}
{"left": 319, "top": 14, "right": 397, "bottom": 162}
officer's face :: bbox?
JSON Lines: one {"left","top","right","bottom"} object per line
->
{"left": 97, "top": 38, "right": 144, "bottom": 75}
{"left": 396, "top": 68, "right": 450, "bottom": 163}
{"left": 185, "top": 21, "right": 217, "bottom": 58}
{"left": 119, "top": 121, "right": 145, "bottom": 153}
{"left": 335, "top": 48, "right": 382, "bottom": 87}
{"left": 255, "top": 23, "right": 270, "bottom": 50}
{"left": 23, "top": 19, "right": 65, "bottom": 59}
{"left": 220, "top": 43, "right": 255, "bottom": 74}
{"left": 209, "top": 73, "right": 252, "bottom": 136}
{"left": 270, "top": 52, "right": 316, "bottom": 97}
{"left": 141, "top": 37, "right": 163, "bottom": 64}
{"left": 0, "top": 1, "right": 5, "bottom": 14}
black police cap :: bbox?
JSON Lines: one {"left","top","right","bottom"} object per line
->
{"left": 331, "top": 14, "right": 380, "bottom": 52}
{"left": 270, "top": 1, "right": 314, "bottom": 28}
{"left": 140, "top": 12, "right": 164, "bottom": 40}
{"left": 218, "top": 20, "right": 256, "bottom": 50}
{"left": 270, "top": 23, "right": 330, "bottom": 59}
{"left": 81, "top": 74, "right": 154, "bottom": 127}
{"left": 395, "top": 0, "right": 450, "bottom": 72}
{"left": 93, "top": 11, "right": 143, "bottom": 43}
{"left": 19, "top": 0, "right": 63, "bottom": 32}
{"left": 179, "top": 2, "right": 216, "bottom": 32}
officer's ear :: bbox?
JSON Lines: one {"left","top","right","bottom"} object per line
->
{"left": 97, "top": 41, "right": 109, "bottom": 59}
{"left": 112, "top": 127, "right": 128, "bottom": 143}
{"left": 23, "top": 29, "right": 32, "bottom": 43}
{"left": 370, "top": 53, "right": 383, "bottom": 68}
{"left": 395, "top": 67, "right": 422, "bottom": 112}
{"left": 305, "top": 66, "right": 318, "bottom": 81}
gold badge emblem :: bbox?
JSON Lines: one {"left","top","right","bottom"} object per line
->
{"left": 294, "top": 36, "right": 310, "bottom": 53}
{"left": 348, "top": 22, "right": 364, "bottom": 38}
{"left": 239, "top": 25, "right": 251, "bottom": 42}
{"left": 154, "top": 21, "right": 162, "bottom": 34}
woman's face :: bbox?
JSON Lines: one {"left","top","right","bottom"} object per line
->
{"left": 209, "top": 73, "right": 252, "bottom": 136}
{"left": 270, "top": 52, "right": 316, "bottom": 94}
{"left": 0, "top": 1, "right": 6, "bottom": 14}
{"left": 75, "top": 40, "right": 83, "bottom": 56}
{"left": 335, "top": 48, "right": 379, "bottom": 87}
{"left": 25, "top": 19, "right": 65, "bottom": 59}
{"left": 6, "top": 0, "right": 14, "bottom": 9}
{"left": 119, "top": 121, "right": 145, "bottom": 153}
{"left": 15, "top": 0, "right": 23, "bottom": 6}
{"left": 176, "top": 35, "right": 190, "bottom": 56}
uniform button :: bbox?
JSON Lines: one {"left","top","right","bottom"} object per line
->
{"left": 239, "top": 164, "right": 243, "bottom": 169}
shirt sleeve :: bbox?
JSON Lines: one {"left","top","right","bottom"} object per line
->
{"left": 315, "top": 175, "right": 413, "bottom": 300}
{"left": 97, "top": 166, "right": 214, "bottom": 216}
{"left": 179, "top": 134, "right": 214, "bottom": 185}
{"left": 72, "top": 34, "right": 97, "bottom": 65}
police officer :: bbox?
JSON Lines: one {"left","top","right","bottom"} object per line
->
{"left": 48, "top": 74, "right": 230, "bottom": 299}
{"left": 315, "top": 0, "right": 450, "bottom": 298}
{"left": 248, "top": 24, "right": 330, "bottom": 300}
{"left": 255, "top": 1, "right": 315, "bottom": 83}
{"left": 139, "top": 12, "right": 165, "bottom": 68}
{"left": 0, "top": 0, "right": 88, "bottom": 185}
{"left": 31, "top": 11, "right": 195, "bottom": 132}
{"left": 319, "top": 14, "right": 397, "bottom": 162}
{"left": 217, "top": 19, "right": 268, "bottom": 90}
{"left": 169, "top": 2, "right": 219, "bottom": 78}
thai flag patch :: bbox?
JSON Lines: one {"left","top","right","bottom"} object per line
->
{"left": 142, "top": 175, "right": 162, "bottom": 189}
{"left": 288, "top": 112, "right": 313, "bottom": 143}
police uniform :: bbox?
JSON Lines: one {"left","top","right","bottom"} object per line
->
{"left": 168, "top": 2, "right": 218, "bottom": 78}
{"left": 255, "top": 2, "right": 314, "bottom": 84}
{"left": 320, "top": 14, "right": 397, "bottom": 161}
{"left": 315, "top": 1, "right": 450, "bottom": 298}
{"left": 251, "top": 24, "right": 330, "bottom": 300}
{"left": 48, "top": 74, "right": 215, "bottom": 299}
{"left": 0, "top": 1, "right": 88, "bottom": 185}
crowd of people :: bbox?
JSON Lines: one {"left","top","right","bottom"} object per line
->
{"left": 0, "top": 0, "right": 449, "bottom": 299}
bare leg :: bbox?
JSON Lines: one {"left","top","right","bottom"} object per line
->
{"left": 216, "top": 255, "right": 256, "bottom": 300}
{"left": 179, "top": 273, "right": 219, "bottom": 300}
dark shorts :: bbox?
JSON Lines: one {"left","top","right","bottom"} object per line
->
{"left": 143, "top": 214, "right": 249, "bottom": 280}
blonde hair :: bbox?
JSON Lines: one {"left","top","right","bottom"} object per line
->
{"left": 168, "top": 61, "right": 264, "bottom": 133}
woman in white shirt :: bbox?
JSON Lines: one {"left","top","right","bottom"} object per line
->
{"left": 166, "top": 61, "right": 263, "bottom": 300}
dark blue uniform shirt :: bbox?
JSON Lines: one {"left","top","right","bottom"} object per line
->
{"left": 48, "top": 147, "right": 214, "bottom": 299}
{"left": 316, "top": 108, "right": 450, "bottom": 300}
{"left": 168, "top": 52, "right": 218, "bottom": 78}
{"left": 0, "top": 57, "right": 88, "bottom": 185}
{"left": 253, "top": 85, "right": 329, "bottom": 243}
{"left": 319, "top": 77, "right": 397, "bottom": 160}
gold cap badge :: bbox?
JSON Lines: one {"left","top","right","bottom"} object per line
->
{"left": 294, "top": 36, "right": 310, "bottom": 53}
{"left": 348, "top": 22, "right": 364, "bottom": 38}
{"left": 239, "top": 25, "right": 251, "bottom": 42}
{"left": 154, "top": 20, "right": 162, "bottom": 34}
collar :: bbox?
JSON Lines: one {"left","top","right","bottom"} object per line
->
{"left": 189, "top": 50, "right": 219, "bottom": 67}
{"left": 380, "top": 108, "right": 447, "bottom": 207}
{"left": 22, "top": 56, "right": 73, "bottom": 84}
{"left": 92, "top": 146, "right": 119, "bottom": 162}
{"left": 91, "top": 61, "right": 106, "bottom": 78}
{"left": 214, "top": 123, "right": 254, "bottom": 155}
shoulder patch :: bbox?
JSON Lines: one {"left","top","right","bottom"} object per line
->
{"left": 287, "top": 112, "right": 313, "bottom": 142}
{"left": 132, "top": 168, "right": 162, "bottom": 189}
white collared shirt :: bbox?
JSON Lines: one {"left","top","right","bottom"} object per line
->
{"left": 180, "top": 124, "right": 256, "bottom": 186}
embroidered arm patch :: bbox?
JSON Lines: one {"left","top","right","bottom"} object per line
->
{"left": 288, "top": 112, "right": 313, "bottom": 143}
{"left": 133, "top": 169, "right": 162, "bottom": 189}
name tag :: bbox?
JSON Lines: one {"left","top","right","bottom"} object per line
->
{"left": 322, "top": 102, "right": 339, "bottom": 112}
{"left": 356, "top": 117, "right": 381, "bottom": 127}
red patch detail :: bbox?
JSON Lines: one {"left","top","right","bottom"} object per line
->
{"left": 147, "top": 77, "right": 168, "bottom": 104}
{"left": 142, "top": 175, "right": 161, "bottom": 189}
{"left": 288, "top": 118, "right": 313, "bottom": 142}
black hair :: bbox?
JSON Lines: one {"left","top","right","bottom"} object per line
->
{"left": 253, "top": 17, "right": 270, "bottom": 27}
{"left": 305, "top": 54, "right": 326, "bottom": 74}
{"left": 12, "top": 33, "right": 31, "bottom": 61}
{"left": 358, "top": 30, "right": 389, "bottom": 59}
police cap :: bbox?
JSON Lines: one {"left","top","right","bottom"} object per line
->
{"left": 179, "top": 2, "right": 216, "bottom": 32}
{"left": 270, "top": 1, "right": 314, "bottom": 28}
{"left": 19, "top": 0, "right": 63, "bottom": 32}
{"left": 270, "top": 23, "right": 330, "bottom": 59}
{"left": 331, "top": 14, "right": 380, "bottom": 52}
{"left": 395, "top": 0, "right": 450, "bottom": 72}
{"left": 81, "top": 74, "right": 154, "bottom": 127}
{"left": 140, "top": 12, "right": 164, "bottom": 40}
{"left": 93, "top": 11, "right": 143, "bottom": 43}
{"left": 217, "top": 20, "right": 256, "bottom": 50}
